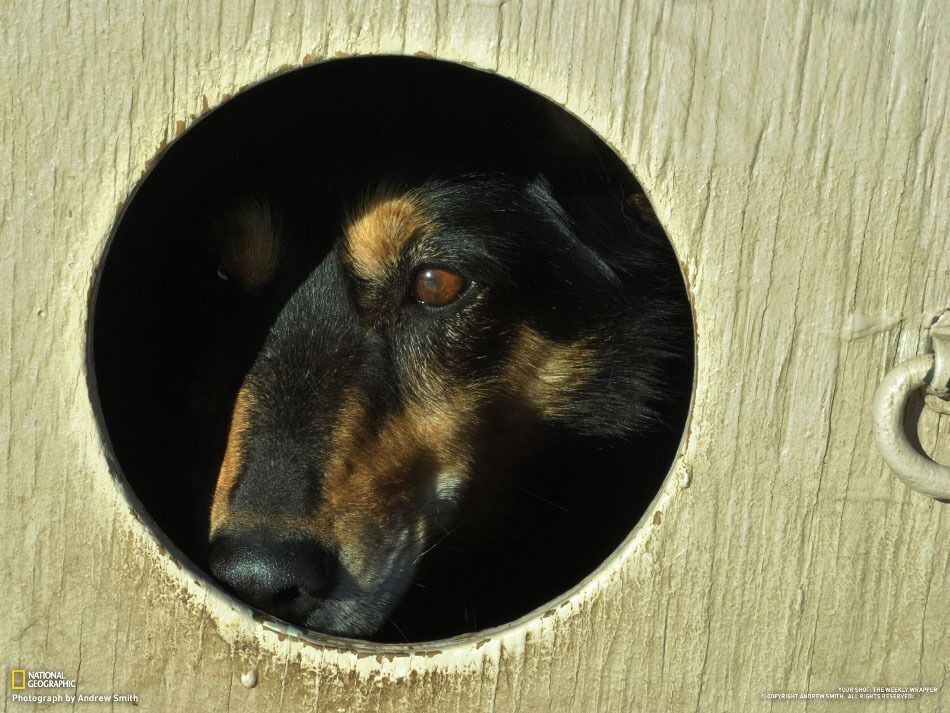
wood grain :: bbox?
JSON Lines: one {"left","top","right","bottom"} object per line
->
{"left": 1, "top": 1, "right": 947, "bottom": 711}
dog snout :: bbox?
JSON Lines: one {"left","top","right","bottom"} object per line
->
{"left": 208, "top": 531, "right": 338, "bottom": 624}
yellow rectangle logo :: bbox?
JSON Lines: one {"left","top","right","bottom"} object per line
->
{"left": 11, "top": 670, "right": 26, "bottom": 689}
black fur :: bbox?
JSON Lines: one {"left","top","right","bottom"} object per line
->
{"left": 207, "top": 170, "right": 691, "bottom": 640}
{"left": 92, "top": 58, "right": 692, "bottom": 642}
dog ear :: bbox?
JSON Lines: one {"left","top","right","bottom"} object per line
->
{"left": 523, "top": 175, "right": 690, "bottom": 440}
{"left": 524, "top": 174, "right": 623, "bottom": 288}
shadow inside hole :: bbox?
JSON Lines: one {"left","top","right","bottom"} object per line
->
{"left": 91, "top": 56, "right": 693, "bottom": 643}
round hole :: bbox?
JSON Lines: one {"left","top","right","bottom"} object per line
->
{"left": 90, "top": 56, "right": 694, "bottom": 644}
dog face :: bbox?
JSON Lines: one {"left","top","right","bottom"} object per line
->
{"left": 207, "top": 176, "right": 680, "bottom": 637}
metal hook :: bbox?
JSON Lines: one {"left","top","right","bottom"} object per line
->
{"left": 872, "top": 311, "right": 950, "bottom": 500}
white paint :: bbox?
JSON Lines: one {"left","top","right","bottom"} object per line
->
{"left": 2, "top": 0, "right": 949, "bottom": 711}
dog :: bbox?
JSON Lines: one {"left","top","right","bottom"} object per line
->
{"left": 205, "top": 169, "right": 690, "bottom": 639}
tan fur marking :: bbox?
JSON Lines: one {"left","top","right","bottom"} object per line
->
{"left": 344, "top": 195, "right": 431, "bottom": 280}
{"left": 210, "top": 383, "right": 255, "bottom": 534}
{"left": 211, "top": 200, "right": 283, "bottom": 291}
{"left": 321, "top": 387, "right": 477, "bottom": 558}
{"left": 210, "top": 330, "right": 593, "bottom": 553}
{"left": 506, "top": 327, "right": 597, "bottom": 417}
{"left": 211, "top": 511, "right": 326, "bottom": 539}
{"left": 314, "top": 330, "right": 593, "bottom": 558}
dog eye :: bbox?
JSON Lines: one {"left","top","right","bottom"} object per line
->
{"left": 216, "top": 265, "right": 231, "bottom": 281}
{"left": 414, "top": 267, "right": 467, "bottom": 306}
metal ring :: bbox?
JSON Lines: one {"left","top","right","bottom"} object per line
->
{"left": 872, "top": 353, "right": 950, "bottom": 500}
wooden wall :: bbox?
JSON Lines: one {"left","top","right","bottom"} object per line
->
{"left": 2, "top": 1, "right": 947, "bottom": 711}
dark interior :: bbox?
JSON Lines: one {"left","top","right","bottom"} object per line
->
{"left": 90, "top": 56, "right": 693, "bottom": 643}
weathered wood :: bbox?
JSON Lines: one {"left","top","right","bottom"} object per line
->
{"left": 1, "top": 1, "right": 947, "bottom": 711}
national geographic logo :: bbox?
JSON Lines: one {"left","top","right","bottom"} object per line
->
{"left": 8, "top": 668, "right": 139, "bottom": 705}
{"left": 10, "top": 669, "right": 77, "bottom": 689}
{"left": 10, "top": 668, "right": 76, "bottom": 691}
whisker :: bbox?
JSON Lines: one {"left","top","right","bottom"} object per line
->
{"left": 387, "top": 617, "right": 409, "bottom": 643}
{"left": 519, "top": 487, "right": 572, "bottom": 514}
{"left": 410, "top": 526, "right": 457, "bottom": 566}
{"left": 462, "top": 601, "right": 478, "bottom": 631}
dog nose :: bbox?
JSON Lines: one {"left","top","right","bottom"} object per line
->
{"left": 208, "top": 532, "right": 338, "bottom": 624}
